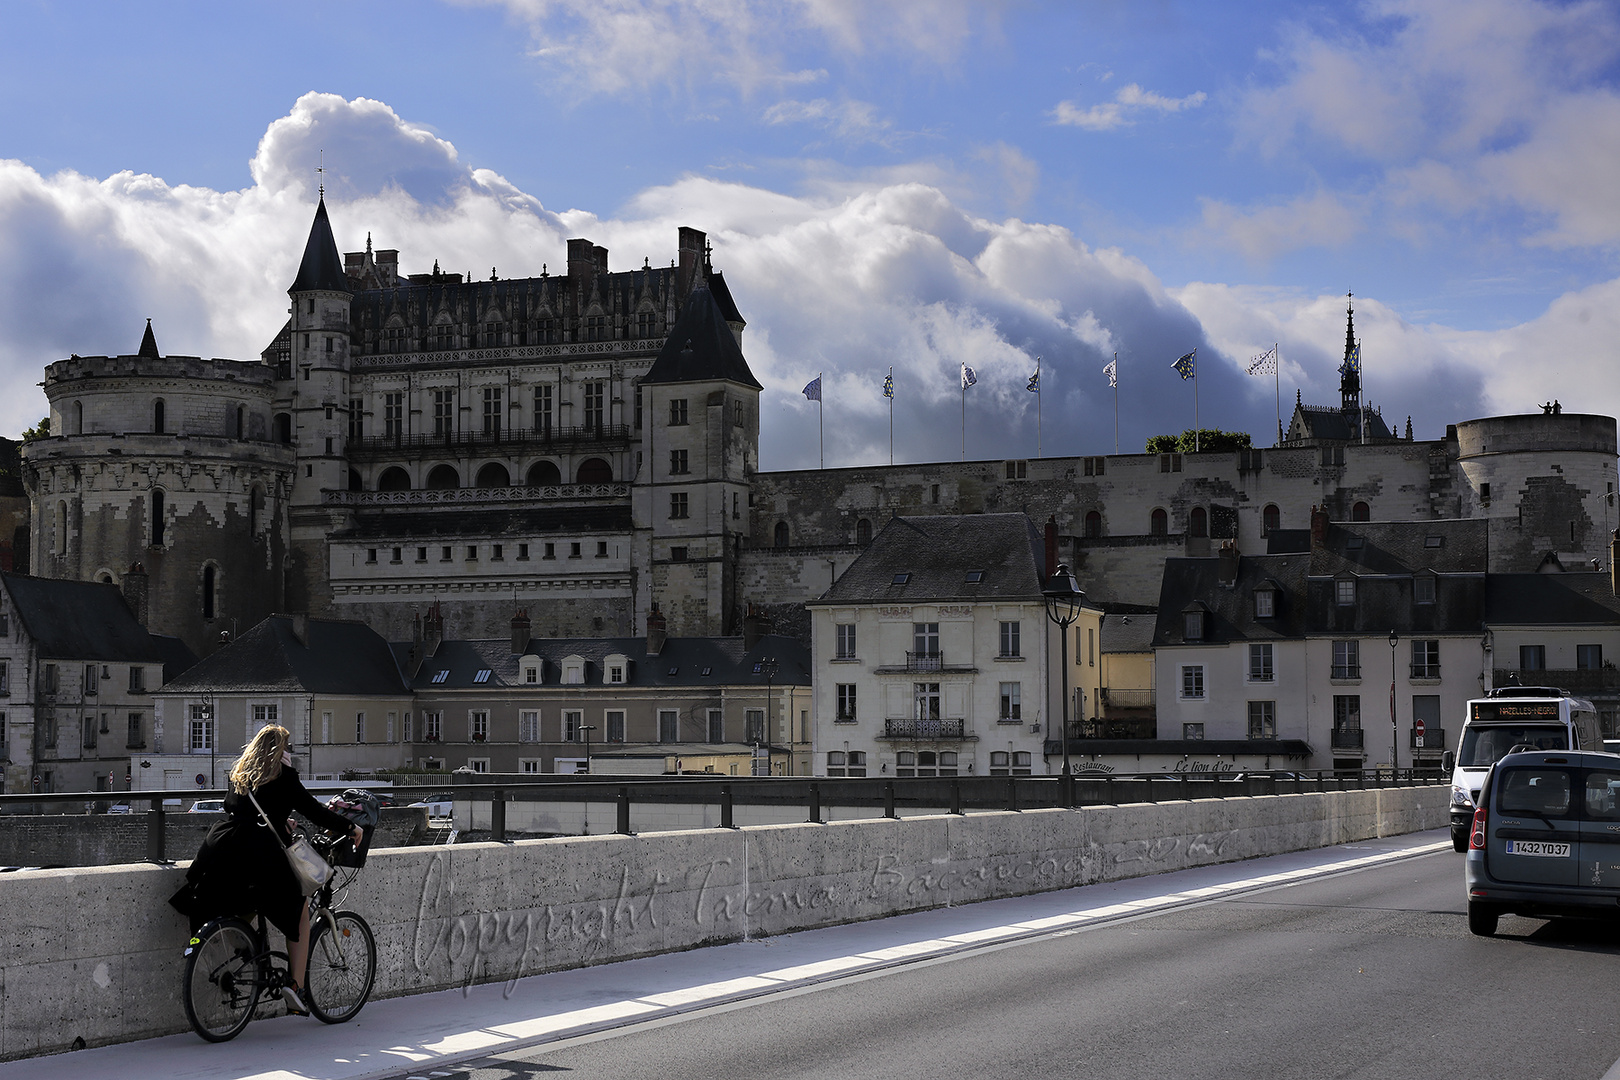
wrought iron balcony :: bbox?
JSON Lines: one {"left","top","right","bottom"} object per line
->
{"left": 324, "top": 483, "right": 629, "bottom": 508}
{"left": 1331, "top": 727, "right": 1364, "bottom": 750}
{"left": 1099, "top": 687, "right": 1154, "bottom": 710}
{"left": 881, "top": 718, "right": 967, "bottom": 739}
{"left": 1068, "top": 717, "right": 1157, "bottom": 740}
{"left": 1410, "top": 726, "right": 1447, "bottom": 749}
{"left": 906, "top": 651, "right": 943, "bottom": 673}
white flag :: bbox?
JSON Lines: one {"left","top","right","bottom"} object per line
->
{"left": 961, "top": 363, "right": 977, "bottom": 389}
{"left": 1103, "top": 357, "right": 1117, "bottom": 388}
{"left": 1247, "top": 346, "right": 1277, "bottom": 376}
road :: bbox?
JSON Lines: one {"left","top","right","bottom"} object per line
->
{"left": 409, "top": 843, "right": 1620, "bottom": 1080}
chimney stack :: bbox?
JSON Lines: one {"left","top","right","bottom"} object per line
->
{"left": 1218, "top": 540, "right": 1240, "bottom": 586}
{"left": 290, "top": 613, "right": 310, "bottom": 647}
{"left": 743, "top": 604, "right": 772, "bottom": 650}
{"left": 1044, "top": 516, "right": 1059, "bottom": 578}
{"left": 424, "top": 601, "right": 444, "bottom": 656}
{"left": 646, "top": 603, "right": 667, "bottom": 657}
{"left": 1311, "top": 505, "right": 1329, "bottom": 549}
{"left": 676, "top": 227, "right": 706, "bottom": 297}
{"left": 122, "top": 562, "right": 149, "bottom": 627}
{"left": 511, "top": 608, "right": 531, "bottom": 655}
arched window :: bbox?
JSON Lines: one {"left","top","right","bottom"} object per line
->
{"left": 856, "top": 518, "right": 873, "bottom": 545}
{"left": 1352, "top": 500, "right": 1370, "bottom": 522}
{"left": 526, "top": 460, "right": 561, "bottom": 486}
{"left": 475, "top": 462, "right": 511, "bottom": 488}
{"left": 774, "top": 522, "right": 790, "bottom": 549}
{"left": 576, "top": 458, "right": 612, "bottom": 484}
{"left": 53, "top": 501, "right": 67, "bottom": 556}
{"left": 1189, "top": 507, "right": 1208, "bottom": 538}
{"left": 425, "top": 464, "right": 460, "bottom": 489}
{"left": 1084, "top": 510, "right": 1102, "bottom": 538}
{"left": 234, "top": 405, "right": 245, "bottom": 440}
{"left": 377, "top": 467, "right": 411, "bottom": 491}
{"left": 1262, "top": 504, "right": 1280, "bottom": 536}
{"left": 151, "top": 489, "right": 166, "bottom": 546}
{"left": 348, "top": 469, "right": 363, "bottom": 492}
{"left": 1150, "top": 508, "right": 1167, "bottom": 537}
{"left": 274, "top": 413, "right": 292, "bottom": 445}
{"left": 72, "top": 401, "right": 83, "bottom": 435}
{"left": 202, "top": 565, "right": 216, "bottom": 621}
{"left": 153, "top": 399, "right": 165, "bottom": 434}
{"left": 248, "top": 486, "right": 263, "bottom": 535}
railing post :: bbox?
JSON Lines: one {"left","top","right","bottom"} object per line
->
{"left": 616, "top": 787, "right": 632, "bottom": 834}
{"left": 1060, "top": 770, "right": 1074, "bottom": 809}
{"left": 720, "top": 784, "right": 735, "bottom": 829}
{"left": 491, "top": 790, "right": 506, "bottom": 841}
{"left": 1005, "top": 776, "right": 1019, "bottom": 812}
{"left": 884, "top": 780, "right": 897, "bottom": 819}
{"left": 950, "top": 777, "right": 963, "bottom": 815}
{"left": 145, "top": 797, "right": 166, "bottom": 863}
{"left": 808, "top": 782, "right": 821, "bottom": 824}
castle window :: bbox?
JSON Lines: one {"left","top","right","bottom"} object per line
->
{"left": 1084, "top": 510, "right": 1102, "bottom": 538}
{"left": 671, "top": 492, "right": 690, "bottom": 520}
{"left": 153, "top": 399, "right": 165, "bottom": 434}
{"left": 534, "top": 385, "right": 553, "bottom": 436}
{"left": 426, "top": 464, "right": 460, "bottom": 489}
{"left": 576, "top": 458, "right": 612, "bottom": 483}
{"left": 366, "top": 548, "right": 377, "bottom": 564}
{"left": 583, "top": 382, "right": 605, "bottom": 431}
{"left": 433, "top": 389, "right": 455, "bottom": 437}
{"left": 325, "top": 336, "right": 334, "bottom": 354}
{"left": 774, "top": 522, "right": 789, "bottom": 548}
{"left": 1005, "top": 460, "right": 1027, "bottom": 479}
{"left": 475, "top": 462, "right": 511, "bottom": 488}
{"left": 527, "top": 460, "right": 561, "bottom": 486}
{"left": 1352, "top": 501, "right": 1370, "bottom": 522}
{"left": 492, "top": 544, "right": 503, "bottom": 561}
{"left": 671, "top": 546, "right": 688, "bottom": 562}
{"left": 349, "top": 398, "right": 363, "bottom": 441}
{"left": 383, "top": 393, "right": 404, "bottom": 440}
{"left": 441, "top": 546, "right": 452, "bottom": 561}
{"left": 1190, "top": 507, "right": 1208, "bottom": 538}
{"left": 733, "top": 401, "right": 742, "bottom": 426}
{"left": 517, "top": 543, "right": 529, "bottom": 560}
{"left": 466, "top": 545, "right": 478, "bottom": 561}
{"left": 1150, "top": 508, "right": 1167, "bottom": 537}
{"left": 481, "top": 387, "right": 502, "bottom": 436}
{"left": 275, "top": 413, "right": 292, "bottom": 444}
{"left": 417, "top": 547, "right": 428, "bottom": 562}
{"left": 670, "top": 449, "right": 689, "bottom": 475}
{"left": 856, "top": 518, "right": 873, "bottom": 545}
{"left": 150, "top": 490, "right": 165, "bottom": 547}
{"left": 597, "top": 541, "right": 608, "bottom": 557}
{"left": 543, "top": 542, "right": 555, "bottom": 559}
{"left": 233, "top": 405, "right": 245, "bottom": 440}
{"left": 202, "top": 565, "right": 216, "bottom": 621}
{"left": 1262, "top": 503, "right": 1280, "bottom": 536}
{"left": 669, "top": 399, "right": 689, "bottom": 426}
{"left": 378, "top": 467, "right": 410, "bottom": 491}
{"left": 391, "top": 547, "right": 402, "bottom": 564}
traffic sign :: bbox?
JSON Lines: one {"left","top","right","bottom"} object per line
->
{"left": 195, "top": 773, "right": 207, "bottom": 788}
{"left": 1415, "top": 719, "right": 1426, "bottom": 738}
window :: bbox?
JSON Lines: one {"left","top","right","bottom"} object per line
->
{"left": 367, "top": 548, "right": 378, "bottom": 564}
{"left": 1336, "top": 578, "right": 1356, "bottom": 606}
{"left": 151, "top": 489, "right": 166, "bottom": 546}
{"left": 1189, "top": 507, "right": 1208, "bottom": 538}
{"left": 564, "top": 710, "right": 584, "bottom": 742}
{"left": 1247, "top": 701, "right": 1276, "bottom": 739}
{"left": 84, "top": 664, "right": 97, "bottom": 696}
{"left": 1083, "top": 456, "right": 1105, "bottom": 477}
{"left": 913, "top": 623, "right": 940, "bottom": 657}
{"left": 432, "top": 389, "right": 455, "bottom": 436}
{"left": 0, "top": 659, "right": 8, "bottom": 695}
{"left": 441, "top": 546, "right": 452, "bottom": 561}
{"left": 1248, "top": 643, "right": 1274, "bottom": 682}
{"left": 582, "top": 382, "right": 605, "bottom": 431}
{"left": 250, "top": 703, "right": 278, "bottom": 737}
{"left": 1005, "top": 460, "right": 1027, "bottom": 479}
{"left": 481, "top": 386, "right": 502, "bottom": 436}
{"left": 1184, "top": 610, "right": 1204, "bottom": 641}
{"left": 189, "top": 703, "right": 212, "bottom": 752}
{"left": 492, "top": 544, "right": 504, "bottom": 561}
{"left": 383, "top": 392, "right": 404, "bottom": 439}
{"left": 1520, "top": 644, "right": 1546, "bottom": 671}
{"left": 1183, "top": 723, "right": 1204, "bottom": 740}
{"left": 469, "top": 710, "right": 489, "bottom": 741}
{"left": 836, "top": 684, "right": 857, "bottom": 722}
{"left": 1262, "top": 504, "right": 1280, "bottom": 536}
{"left": 670, "top": 492, "right": 689, "bottom": 519}
{"left": 914, "top": 682, "right": 942, "bottom": 720}
{"left": 1332, "top": 640, "right": 1360, "bottom": 679}
{"left": 467, "top": 759, "right": 490, "bottom": 774}
{"left": 669, "top": 398, "right": 688, "bottom": 425}
{"left": 669, "top": 544, "right": 689, "bottom": 562}
{"left": 424, "top": 711, "right": 442, "bottom": 741}
{"left": 1352, "top": 501, "right": 1370, "bottom": 522}
{"left": 835, "top": 623, "right": 856, "bottom": 659}
{"left": 127, "top": 712, "right": 143, "bottom": 748}
{"left": 153, "top": 399, "right": 165, "bottom": 434}
{"left": 987, "top": 751, "right": 1032, "bottom": 776}
{"left": 0, "top": 612, "right": 8, "bottom": 636}
{"left": 606, "top": 710, "right": 626, "bottom": 743}
{"left": 348, "top": 397, "right": 364, "bottom": 441}
{"left": 1254, "top": 588, "right": 1275, "bottom": 619}
{"left": 670, "top": 449, "right": 689, "bottom": 475}
{"left": 43, "top": 663, "right": 57, "bottom": 694}
{"left": 1413, "top": 695, "right": 1441, "bottom": 742}
{"left": 775, "top": 522, "right": 790, "bottom": 548}
{"left": 999, "top": 621, "right": 1021, "bottom": 658}
{"left": 1150, "top": 508, "right": 1168, "bottom": 537}
{"left": 1333, "top": 695, "right": 1361, "bottom": 730}
{"left": 1089, "top": 628, "right": 1096, "bottom": 667}
{"left": 1479, "top": 482, "right": 1491, "bottom": 503}
{"left": 1411, "top": 639, "right": 1440, "bottom": 679}
{"left": 1414, "top": 575, "right": 1436, "bottom": 604}
{"left": 1578, "top": 644, "right": 1603, "bottom": 671}
{"left": 403, "top": 712, "right": 413, "bottom": 742}
{"left": 706, "top": 709, "right": 723, "bottom": 743}
{"left": 355, "top": 712, "right": 366, "bottom": 743}
{"left": 534, "top": 385, "right": 553, "bottom": 436}
{"left": 81, "top": 713, "right": 98, "bottom": 749}
{"left": 1084, "top": 510, "right": 1102, "bottom": 538}
{"left": 322, "top": 711, "right": 332, "bottom": 743}
{"left": 826, "top": 751, "right": 869, "bottom": 777}
{"left": 999, "top": 682, "right": 1022, "bottom": 721}
{"left": 659, "top": 709, "right": 680, "bottom": 743}
{"left": 519, "top": 759, "right": 543, "bottom": 774}
{"left": 1159, "top": 453, "right": 1182, "bottom": 473}
{"left": 1180, "top": 665, "right": 1205, "bottom": 699}
{"left": 896, "top": 750, "right": 958, "bottom": 777}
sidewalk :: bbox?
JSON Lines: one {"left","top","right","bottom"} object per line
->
{"left": 4, "top": 832, "right": 1449, "bottom": 1080}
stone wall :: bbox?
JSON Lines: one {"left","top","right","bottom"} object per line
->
{"left": 0, "top": 785, "right": 1446, "bottom": 1060}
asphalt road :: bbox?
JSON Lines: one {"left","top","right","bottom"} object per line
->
{"left": 395, "top": 847, "right": 1620, "bottom": 1080}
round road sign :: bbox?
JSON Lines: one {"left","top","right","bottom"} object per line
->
{"left": 1415, "top": 719, "right": 1426, "bottom": 738}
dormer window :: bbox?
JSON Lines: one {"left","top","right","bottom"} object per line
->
{"left": 1253, "top": 587, "right": 1276, "bottom": 619}
{"left": 431, "top": 670, "right": 449, "bottom": 684}
{"left": 1414, "top": 574, "right": 1437, "bottom": 604}
{"left": 1183, "top": 606, "right": 1206, "bottom": 641}
{"left": 1336, "top": 578, "right": 1356, "bottom": 606}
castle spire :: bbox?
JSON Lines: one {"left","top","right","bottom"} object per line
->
{"left": 137, "top": 318, "right": 159, "bottom": 359}
{"left": 1339, "top": 291, "right": 1362, "bottom": 433}
{"left": 287, "top": 196, "right": 350, "bottom": 295}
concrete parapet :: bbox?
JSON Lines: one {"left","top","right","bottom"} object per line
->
{"left": 0, "top": 785, "right": 1447, "bottom": 1061}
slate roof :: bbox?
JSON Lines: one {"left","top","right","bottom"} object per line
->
{"left": 1152, "top": 555, "right": 1311, "bottom": 647}
{"left": 811, "top": 513, "right": 1048, "bottom": 605}
{"left": 1100, "top": 613, "right": 1156, "bottom": 654}
{"left": 289, "top": 198, "right": 352, "bottom": 295}
{"left": 1291, "top": 404, "right": 1394, "bottom": 442}
{"left": 397, "top": 632, "right": 809, "bottom": 690}
{"left": 1309, "top": 519, "right": 1487, "bottom": 576}
{"left": 0, "top": 573, "right": 183, "bottom": 664}
{"left": 1485, "top": 573, "right": 1620, "bottom": 626}
{"left": 160, "top": 615, "right": 409, "bottom": 695}
{"left": 641, "top": 284, "right": 761, "bottom": 388}
{"left": 334, "top": 504, "right": 632, "bottom": 541}
{"left": 706, "top": 271, "right": 746, "bottom": 326}
{"left": 137, "top": 319, "right": 159, "bottom": 359}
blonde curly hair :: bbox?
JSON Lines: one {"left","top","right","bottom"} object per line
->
{"left": 229, "top": 724, "right": 289, "bottom": 795}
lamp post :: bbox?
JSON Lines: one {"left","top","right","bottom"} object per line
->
{"left": 1389, "top": 629, "right": 1399, "bottom": 777}
{"left": 761, "top": 655, "right": 778, "bottom": 776}
{"left": 1043, "top": 563, "right": 1085, "bottom": 804}
{"left": 578, "top": 725, "right": 596, "bottom": 775}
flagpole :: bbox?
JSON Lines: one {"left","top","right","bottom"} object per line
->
{"left": 1273, "top": 342, "right": 1282, "bottom": 447}
{"left": 1036, "top": 357, "right": 1042, "bottom": 458}
{"left": 1193, "top": 348, "right": 1200, "bottom": 453}
{"left": 1113, "top": 351, "right": 1119, "bottom": 455}
{"left": 961, "top": 378, "right": 966, "bottom": 461}
{"left": 887, "top": 366, "right": 894, "bottom": 466}
{"left": 817, "top": 371, "right": 824, "bottom": 469}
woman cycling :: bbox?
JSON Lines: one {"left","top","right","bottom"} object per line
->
{"left": 169, "top": 724, "right": 362, "bottom": 1016}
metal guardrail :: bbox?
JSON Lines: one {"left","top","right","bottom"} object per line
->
{"left": 1099, "top": 688, "right": 1154, "bottom": 709}
{"left": 881, "top": 718, "right": 967, "bottom": 738}
{"left": 1069, "top": 718, "right": 1156, "bottom": 739}
{"left": 0, "top": 770, "right": 1446, "bottom": 864}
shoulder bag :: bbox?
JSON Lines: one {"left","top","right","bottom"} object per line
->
{"left": 246, "top": 789, "right": 333, "bottom": 896}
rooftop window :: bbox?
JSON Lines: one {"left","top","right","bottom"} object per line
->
{"left": 431, "top": 670, "right": 449, "bottom": 684}
{"left": 1425, "top": 536, "right": 1444, "bottom": 548}
{"left": 473, "top": 670, "right": 491, "bottom": 684}
{"left": 965, "top": 570, "right": 984, "bottom": 584}
{"left": 892, "top": 572, "right": 911, "bottom": 585}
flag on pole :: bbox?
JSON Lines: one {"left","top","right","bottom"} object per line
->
{"left": 1338, "top": 343, "right": 1360, "bottom": 377}
{"left": 882, "top": 372, "right": 894, "bottom": 399}
{"left": 1027, "top": 362, "right": 1040, "bottom": 394}
{"left": 1172, "top": 350, "right": 1197, "bottom": 379}
{"left": 802, "top": 375, "right": 822, "bottom": 401}
{"left": 1247, "top": 345, "right": 1277, "bottom": 376}
{"left": 961, "top": 363, "right": 977, "bottom": 389}
{"left": 1103, "top": 357, "right": 1117, "bottom": 388}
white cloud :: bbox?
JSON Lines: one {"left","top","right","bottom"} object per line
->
{"left": 1052, "top": 83, "right": 1207, "bottom": 131}
{"left": 1197, "top": 190, "right": 1363, "bottom": 261}
{"left": 762, "top": 98, "right": 894, "bottom": 145}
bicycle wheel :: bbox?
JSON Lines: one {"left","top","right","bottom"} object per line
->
{"left": 182, "top": 918, "right": 262, "bottom": 1042}
{"left": 304, "top": 909, "right": 376, "bottom": 1024}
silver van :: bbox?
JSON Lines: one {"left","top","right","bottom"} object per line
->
{"left": 1444, "top": 687, "right": 1603, "bottom": 851}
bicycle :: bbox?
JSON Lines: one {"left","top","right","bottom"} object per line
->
{"left": 182, "top": 830, "right": 377, "bottom": 1042}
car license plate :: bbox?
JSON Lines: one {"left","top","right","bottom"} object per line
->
{"left": 1504, "top": 840, "right": 1571, "bottom": 857}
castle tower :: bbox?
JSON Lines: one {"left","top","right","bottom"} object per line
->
{"left": 633, "top": 282, "right": 761, "bottom": 637}
{"left": 19, "top": 323, "right": 295, "bottom": 655}
{"left": 1339, "top": 294, "right": 1362, "bottom": 442}
{"left": 283, "top": 196, "right": 356, "bottom": 614}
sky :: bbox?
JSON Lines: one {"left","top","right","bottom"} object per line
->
{"left": 2, "top": 0, "right": 1618, "bottom": 470}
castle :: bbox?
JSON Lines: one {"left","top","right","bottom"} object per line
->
{"left": 19, "top": 200, "right": 1619, "bottom": 659}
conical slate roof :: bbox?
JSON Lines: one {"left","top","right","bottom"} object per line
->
{"left": 642, "top": 283, "right": 760, "bottom": 388}
{"left": 137, "top": 318, "right": 159, "bottom": 358}
{"left": 288, "top": 197, "right": 351, "bottom": 295}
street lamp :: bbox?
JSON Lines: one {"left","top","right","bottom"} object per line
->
{"left": 1388, "top": 629, "right": 1399, "bottom": 777}
{"left": 1043, "top": 563, "right": 1085, "bottom": 802}
{"left": 578, "top": 725, "right": 596, "bottom": 775}
{"left": 760, "top": 655, "right": 778, "bottom": 776}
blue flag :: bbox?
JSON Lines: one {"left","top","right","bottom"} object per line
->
{"left": 1172, "top": 350, "right": 1196, "bottom": 380}
{"left": 1027, "top": 358, "right": 1040, "bottom": 393}
{"left": 882, "top": 372, "right": 894, "bottom": 399}
{"left": 961, "top": 364, "right": 977, "bottom": 389}
{"left": 1338, "top": 343, "right": 1360, "bottom": 378}
{"left": 802, "top": 375, "right": 822, "bottom": 402}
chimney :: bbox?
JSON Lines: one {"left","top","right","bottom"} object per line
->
{"left": 1611, "top": 531, "right": 1619, "bottom": 596}
{"left": 567, "top": 238, "right": 596, "bottom": 307}
{"left": 122, "top": 562, "right": 148, "bottom": 627}
{"left": 593, "top": 245, "right": 609, "bottom": 274}
{"left": 646, "top": 603, "right": 667, "bottom": 657}
{"left": 1218, "top": 540, "right": 1240, "bottom": 586}
{"left": 1044, "top": 516, "right": 1059, "bottom": 579}
{"left": 743, "top": 604, "right": 772, "bottom": 650}
{"left": 677, "top": 227, "right": 706, "bottom": 298}
{"left": 424, "top": 600, "right": 444, "bottom": 656}
{"left": 290, "top": 613, "right": 310, "bottom": 647}
{"left": 510, "top": 608, "right": 531, "bottom": 655}
{"left": 1311, "top": 505, "right": 1329, "bottom": 549}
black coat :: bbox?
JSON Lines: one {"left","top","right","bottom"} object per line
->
{"left": 168, "top": 765, "right": 355, "bottom": 940}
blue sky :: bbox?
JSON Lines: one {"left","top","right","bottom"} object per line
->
{"left": 2, "top": 0, "right": 1618, "bottom": 468}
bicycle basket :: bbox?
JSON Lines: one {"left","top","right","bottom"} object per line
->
{"left": 325, "top": 789, "right": 380, "bottom": 868}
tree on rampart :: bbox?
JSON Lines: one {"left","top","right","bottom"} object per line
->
{"left": 1144, "top": 429, "right": 1252, "bottom": 454}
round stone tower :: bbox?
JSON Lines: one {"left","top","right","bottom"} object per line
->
{"left": 1454, "top": 411, "right": 1619, "bottom": 571}
{"left": 20, "top": 321, "right": 296, "bottom": 655}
